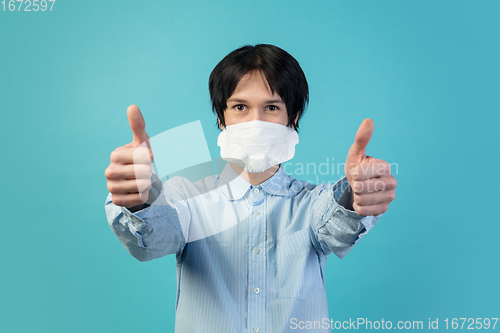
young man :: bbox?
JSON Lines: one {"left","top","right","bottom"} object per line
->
{"left": 105, "top": 44, "right": 397, "bottom": 333}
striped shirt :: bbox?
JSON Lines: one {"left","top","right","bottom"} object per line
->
{"left": 105, "top": 162, "right": 379, "bottom": 333}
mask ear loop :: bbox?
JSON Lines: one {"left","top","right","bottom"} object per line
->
{"left": 285, "top": 128, "right": 299, "bottom": 160}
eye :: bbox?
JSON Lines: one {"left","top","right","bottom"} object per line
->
{"left": 233, "top": 104, "right": 247, "bottom": 111}
{"left": 266, "top": 105, "right": 280, "bottom": 111}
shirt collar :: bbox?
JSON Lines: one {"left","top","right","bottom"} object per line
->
{"left": 219, "top": 162, "right": 292, "bottom": 201}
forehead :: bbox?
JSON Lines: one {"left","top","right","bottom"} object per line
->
{"left": 231, "top": 70, "right": 280, "bottom": 98}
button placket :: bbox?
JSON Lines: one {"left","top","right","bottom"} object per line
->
{"left": 248, "top": 185, "right": 266, "bottom": 333}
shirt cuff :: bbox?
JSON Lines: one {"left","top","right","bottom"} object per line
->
{"left": 332, "top": 176, "right": 381, "bottom": 244}
{"left": 118, "top": 173, "right": 165, "bottom": 240}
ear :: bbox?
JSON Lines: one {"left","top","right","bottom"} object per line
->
{"left": 217, "top": 117, "right": 225, "bottom": 130}
{"left": 292, "top": 114, "right": 299, "bottom": 130}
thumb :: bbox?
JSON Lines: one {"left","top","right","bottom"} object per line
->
{"left": 348, "top": 118, "right": 374, "bottom": 161}
{"left": 127, "top": 105, "right": 150, "bottom": 146}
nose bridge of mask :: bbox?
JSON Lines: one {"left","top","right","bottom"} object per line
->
{"left": 229, "top": 123, "right": 286, "bottom": 137}
{"left": 227, "top": 135, "right": 287, "bottom": 147}
{"left": 226, "top": 123, "right": 289, "bottom": 146}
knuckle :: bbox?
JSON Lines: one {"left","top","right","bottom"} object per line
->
{"left": 110, "top": 149, "right": 121, "bottom": 162}
{"left": 105, "top": 165, "right": 121, "bottom": 179}
{"left": 352, "top": 181, "right": 362, "bottom": 192}
{"left": 107, "top": 181, "right": 116, "bottom": 193}
{"left": 104, "top": 166, "right": 113, "bottom": 179}
{"left": 356, "top": 194, "right": 367, "bottom": 205}
{"left": 112, "top": 195, "right": 124, "bottom": 206}
{"left": 389, "top": 190, "right": 396, "bottom": 201}
{"left": 356, "top": 205, "right": 366, "bottom": 216}
{"left": 383, "top": 203, "right": 390, "bottom": 213}
{"left": 375, "top": 180, "right": 385, "bottom": 191}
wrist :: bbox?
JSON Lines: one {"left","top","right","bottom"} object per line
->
{"left": 338, "top": 185, "right": 354, "bottom": 211}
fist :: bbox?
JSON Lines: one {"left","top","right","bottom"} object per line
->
{"left": 345, "top": 119, "right": 397, "bottom": 216}
{"left": 105, "top": 105, "right": 154, "bottom": 208}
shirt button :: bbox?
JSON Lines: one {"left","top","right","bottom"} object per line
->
{"left": 253, "top": 247, "right": 260, "bottom": 254}
{"left": 253, "top": 188, "right": 260, "bottom": 194}
{"left": 253, "top": 327, "right": 260, "bottom": 333}
{"left": 254, "top": 210, "right": 260, "bottom": 215}
{"left": 253, "top": 287, "right": 260, "bottom": 294}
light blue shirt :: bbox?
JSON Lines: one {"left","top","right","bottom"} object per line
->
{"left": 105, "top": 162, "right": 379, "bottom": 333}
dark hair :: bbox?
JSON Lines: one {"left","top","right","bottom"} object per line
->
{"left": 209, "top": 44, "right": 309, "bottom": 131}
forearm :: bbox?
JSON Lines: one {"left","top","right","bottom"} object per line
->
{"left": 104, "top": 175, "right": 187, "bottom": 261}
{"left": 311, "top": 177, "right": 379, "bottom": 258}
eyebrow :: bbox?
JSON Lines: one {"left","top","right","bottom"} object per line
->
{"left": 227, "top": 98, "right": 284, "bottom": 104}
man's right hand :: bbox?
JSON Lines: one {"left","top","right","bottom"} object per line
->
{"left": 105, "top": 105, "right": 154, "bottom": 208}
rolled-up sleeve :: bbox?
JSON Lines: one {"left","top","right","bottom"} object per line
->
{"left": 310, "top": 177, "right": 380, "bottom": 258}
{"left": 105, "top": 175, "right": 190, "bottom": 262}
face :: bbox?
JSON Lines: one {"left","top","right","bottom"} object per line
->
{"left": 222, "top": 70, "right": 289, "bottom": 128}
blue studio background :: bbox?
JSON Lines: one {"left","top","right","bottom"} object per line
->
{"left": 1, "top": 0, "right": 499, "bottom": 332}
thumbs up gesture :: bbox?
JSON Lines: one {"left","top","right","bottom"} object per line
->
{"left": 344, "top": 119, "right": 397, "bottom": 216}
{"left": 105, "top": 105, "right": 155, "bottom": 208}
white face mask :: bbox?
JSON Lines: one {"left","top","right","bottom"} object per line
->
{"left": 217, "top": 120, "right": 299, "bottom": 173}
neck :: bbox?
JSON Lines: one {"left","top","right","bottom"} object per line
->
{"left": 230, "top": 163, "right": 280, "bottom": 185}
